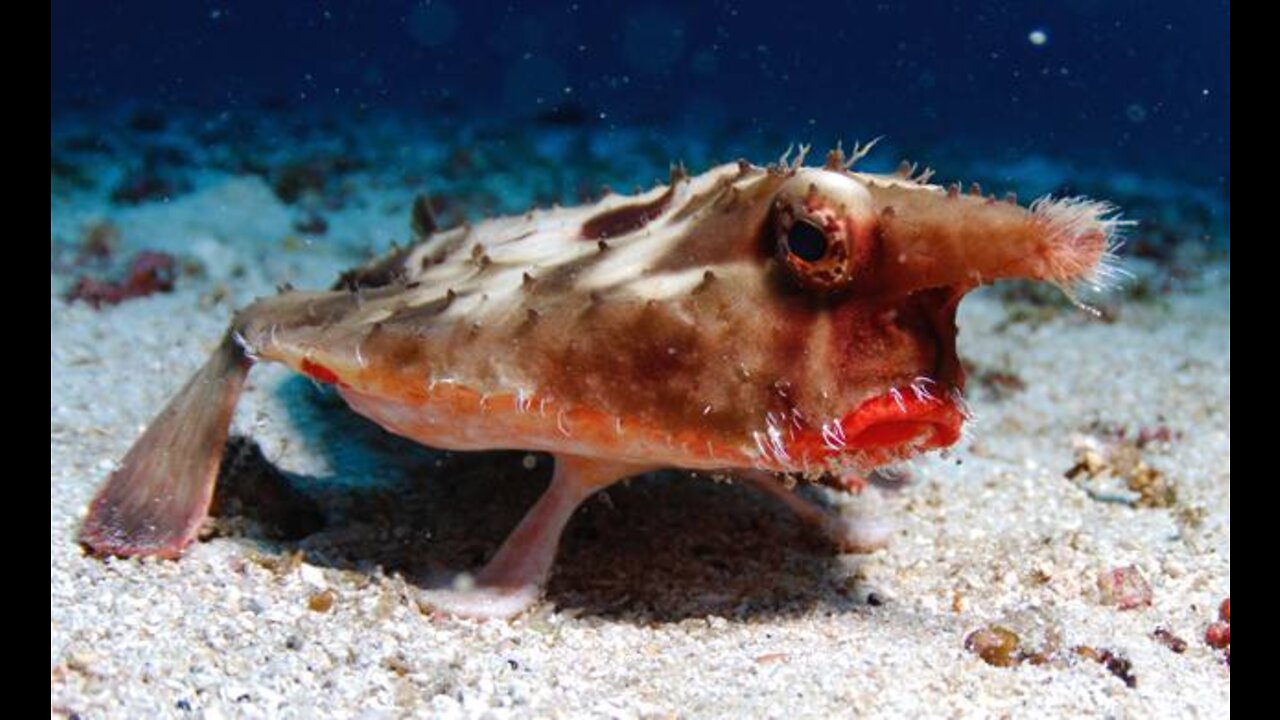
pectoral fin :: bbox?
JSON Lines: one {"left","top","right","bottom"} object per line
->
{"left": 79, "top": 332, "right": 252, "bottom": 558}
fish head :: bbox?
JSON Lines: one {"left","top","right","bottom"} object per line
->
{"left": 733, "top": 160, "right": 1120, "bottom": 473}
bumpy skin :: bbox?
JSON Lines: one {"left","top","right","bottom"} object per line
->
{"left": 80, "top": 149, "right": 1119, "bottom": 617}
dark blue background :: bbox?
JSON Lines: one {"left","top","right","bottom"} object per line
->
{"left": 52, "top": 1, "right": 1229, "bottom": 183}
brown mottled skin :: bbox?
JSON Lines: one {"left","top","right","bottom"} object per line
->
{"left": 80, "top": 147, "right": 1119, "bottom": 617}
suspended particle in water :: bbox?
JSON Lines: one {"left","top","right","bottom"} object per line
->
{"left": 1028, "top": 29, "right": 1048, "bottom": 46}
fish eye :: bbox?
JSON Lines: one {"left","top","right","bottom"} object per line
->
{"left": 770, "top": 170, "right": 878, "bottom": 296}
{"left": 786, "top": 221, "right": 829, "bottom": 262}
{"left": 772, "top": 207, "right": 858, "bottom": 295}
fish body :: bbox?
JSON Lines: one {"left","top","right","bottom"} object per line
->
{"left": 80, "top": 146, "right": 1120, "bottom": 617}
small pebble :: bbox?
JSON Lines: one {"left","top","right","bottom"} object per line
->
{"left": 308, "top": 589, "right": 337, "bottom": 613}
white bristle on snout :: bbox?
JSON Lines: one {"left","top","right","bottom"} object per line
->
{"left": 1029, "top": 195, "right": 1133, "bottom": 296}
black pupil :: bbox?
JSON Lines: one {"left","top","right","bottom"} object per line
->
{"left": 787, "top": 221, "right": 828, "bottom": 262}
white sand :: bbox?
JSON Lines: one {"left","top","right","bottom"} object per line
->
{"left": 52, "top": 170, "right": 1229, "bottom": 718}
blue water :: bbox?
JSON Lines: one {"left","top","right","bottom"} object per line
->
{"left": 51, "top": 2, "right": 1228, "bottom": 180}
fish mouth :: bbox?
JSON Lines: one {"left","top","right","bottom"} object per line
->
{"left": 777, "top": 379, "right": 967, "bottom": 474}
{"left": 826, "top": 380, "right": 967, "bottom": 466}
